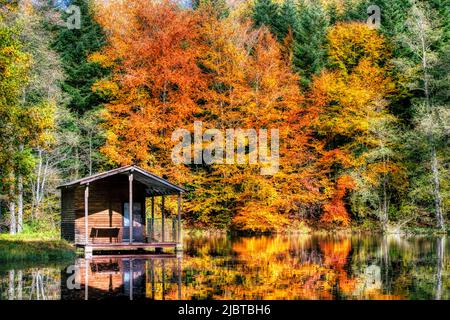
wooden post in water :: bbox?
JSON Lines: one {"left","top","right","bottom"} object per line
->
{"left": 129, "top": 171, "right": 133, "bottom": 244}
{"left": 129, "top": 259, "right": 133, "bottom": 300}
{"left": 161, "top": 195, "right": 165, "bottom": 242}
{"left": 85, "top": 258, "right": 89, "bottom": 300}
{"left": 177, "top": 257, "right": 182, "bottom": 300}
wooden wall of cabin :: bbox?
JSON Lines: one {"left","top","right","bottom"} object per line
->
{"left": 71, "top": 175, "right": 147, "bottom": 244}
{"left": 61, "top": 187, "right": 75, "bottom": 242}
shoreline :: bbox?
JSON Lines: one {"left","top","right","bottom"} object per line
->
{"left": 1, "top": 225, "right": 446, "bottom": 263}
{"left": 184, "top": 224, "right": 449, "bottom": 237}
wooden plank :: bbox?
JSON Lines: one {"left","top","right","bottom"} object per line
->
{"left": 88, "top": 254, "right": 177, "bottom": 260}
{"left": 78, "top": 242, "right": 177, "bottom": 249}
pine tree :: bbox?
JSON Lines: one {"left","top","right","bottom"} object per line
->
{"left": 252, "top": 0, "right": 282, "bottom": 39}
{"left": 51, "top": 0, "right": 109, "bottom": 178}
{"left": 293, "top": 0, "right": 329, "bottom": 85}
{"left": 51, "top": 0, "right": 108, "bottom": 114}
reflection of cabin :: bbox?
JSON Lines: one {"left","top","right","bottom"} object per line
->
{"left": 61, "top": 256, "right": 182, "bottom": 300}
{"left": 58, "top": 165, "right": 185, "bottom": 254}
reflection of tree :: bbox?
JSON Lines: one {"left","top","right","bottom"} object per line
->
{"left": 181, "top": 235, "right": 422, "bottom": 300}
{"left": 0, "top": 236, "right": 446, "bottom": 300}
{"left": 1, "top": 268, "right": 61, "bottom": 300}
{"left": 182, "top": 235, "right": 350, "bottom": 299}
{"left": 435, "top": 236, "right": 444, "bottom": 300}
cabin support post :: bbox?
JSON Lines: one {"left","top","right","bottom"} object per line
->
{"left": 84, "top": 184, "right": 89, "bottom": 245}
{"left": 129, "top": 171, "right": 133, "bottom": 244}
{"left": 161, "top": 195, "right": 165, "bottom": 242}
{"left": 177, "top": 192, "right": 181, "bottom": 245}
{"left": 151, "top": 196, "right": 155, "bottom": 241}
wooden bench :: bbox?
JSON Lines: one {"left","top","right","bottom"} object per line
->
{"left": 90, "top": 227, "right": 120, "bottom": 243}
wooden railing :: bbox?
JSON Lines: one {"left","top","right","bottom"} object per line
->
{"left": 146, "top": 218, "right": 178, "bottom": 243}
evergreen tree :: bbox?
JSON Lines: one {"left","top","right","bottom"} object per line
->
{"left": 51, "top": 0, "right": 108, "bottom": 114}
{"left": 293, "top": 0, "right": 329, "bottom": 85}
{"left": 51, "top": 0, "right": 109, "bottom": 178}
{"left": 252, "top": 0, "right": 282, "bottom": 39}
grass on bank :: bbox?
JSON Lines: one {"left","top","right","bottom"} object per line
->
{"left": 0, "top": 228, "right": 76, "bottom": 263}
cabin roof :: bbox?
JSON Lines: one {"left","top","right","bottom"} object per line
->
{"left": 58, "top": 165, "right": 186, "bottom": 195}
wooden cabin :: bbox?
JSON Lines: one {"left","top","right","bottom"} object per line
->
{"left": 58, "top": 165, "right": 185, "bottom": 254}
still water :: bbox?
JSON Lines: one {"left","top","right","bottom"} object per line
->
{"left": 0, "top": 234, "right": 448, "bottom": 300}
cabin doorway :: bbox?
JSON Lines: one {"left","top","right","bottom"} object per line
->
{"left": 123, "top": 202, "right": 144, "bottom": 242}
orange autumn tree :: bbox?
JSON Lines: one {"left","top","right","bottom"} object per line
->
{"left": 310, "top": 22, "right": 402, "bottom": 226}
{"left": 196, "top": 5, "right": 320, "bottom": 231}
{"left": 93, "top": 0, "right": 321, "bottom": 231}
{"left": 91, "top": 0, "right": 207, "bottom": 181}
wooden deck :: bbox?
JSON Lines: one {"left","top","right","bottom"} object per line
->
{"left": 77, "top": 242, "right": 177, "bottom": 249}
{"left": 76, "top": 242, "right": 181, "bottom": 256}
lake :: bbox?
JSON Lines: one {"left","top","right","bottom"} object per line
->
{"left": 0, "top": 234, "right": 448, "bottom": 300}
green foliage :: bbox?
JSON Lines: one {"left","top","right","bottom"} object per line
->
{"left": 294, "top": 0, "right": 329, "bottom": 84}
{"left": 252, "top": 0, "right": 281, "bottom": 36}
{"left": 252, "top": 0, "right": 329, "bottom": 85}
{"left": 51, "top": 0, "right": 109, "bottom": 114}
{"left": 0, "top": 236, "right": 75, "bottom": 262}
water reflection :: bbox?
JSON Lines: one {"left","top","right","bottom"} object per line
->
{"left": 0, "top": 234, "right": 448, "bottom": 300}
{"left": 61, "top": 255, "right": 182, "bottom": 300}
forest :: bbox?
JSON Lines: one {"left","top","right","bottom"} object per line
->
{"left": 0, "top": 0, "right": 448, "bottom": 236}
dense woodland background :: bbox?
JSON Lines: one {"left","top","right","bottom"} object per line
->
{"left": 0, "top": 0, "right": 448, "bottom": 235}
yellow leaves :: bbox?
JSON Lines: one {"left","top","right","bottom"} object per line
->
{"left": 28, "top": 100, "right": 56, "bottom": 149}
{"left": 308, "top": 20, "right": 403, "bottom": 224}
{"left": 92, "top": 78, "right": 119, "bottom": 99}
{"left": 327, "top": 22, "right": 390, "bottom": 73}
{"left": 233, "top": 204, "right": 289, "bottom": 232}
{"left": 88, "top": 52, "right": 113, "bottom": 68}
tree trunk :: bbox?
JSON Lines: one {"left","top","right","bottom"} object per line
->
{"left": 89, "top": 131, "right": 93, "bottom": 176}
{"left": 431, "top": 147, "right": 444, "bottom": 230}
{"left": 34, "top": 148, "right": 43, "bottom": 219}
{"left": 419, "top": 15, "right": 444, "bottom": 231}
{"left": 8, "top": 169, "right": 16, "bottom": 235}
{"left": 75, "top": 147, "right": 80, "bottom": 179}
{"left": 17, "top": 174, "right": 23, "bottom": 233}
{"left": 381, "top": 156, "right": 388, "bottom": 232}
{"left": 9, "top": 200, "right": 16, "bottom": 235}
